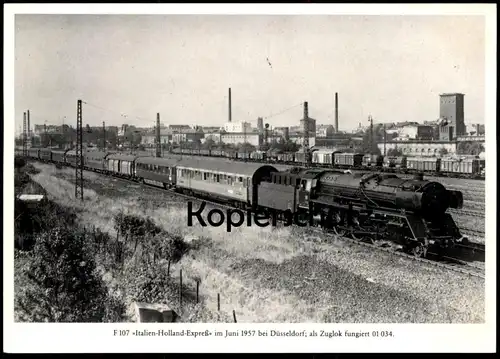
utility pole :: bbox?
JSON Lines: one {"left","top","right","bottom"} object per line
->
{"left": 155, "top": 113, "right": 161, "bottom": 158}
{"left": 75, "top": 99, "right": 84, "bottom": 201}
{"left": 22, "top": 112, "right": 27, "bottom": 157}
{"left": 102, "top": 121, "right": 106, "bottom": 151}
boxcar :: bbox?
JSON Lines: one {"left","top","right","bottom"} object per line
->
{"left": 175, "top": 157, "right": 277, "bottom": 207}
{"left": 237, "top": 152, "right": 251, "bottom": 161}
{"left": 199, "top": 149, "right": 211, "bottom": 157}
{"left": 211, "top": 149, "right": 223, "bottom": 157}
{"left": 407, "top": 157, "right": 441, "bottom": 173}
{"left": 334, "top": 153, "right": 364, "bottom": 168}
{"left": 105, "top": 154, "right": 138, "bottom": 177}
{"left": 281, "top": 152, "right": 295, "bottom": 164}
{"left": 251, "top": 151, "right": 267, "bottom": 162}
{"left": 313, "top": 150, "right": 339, "bottom": 166}
{"left": 135, "top": 156, "right": 179, "bottom": 188}
{"left": 441, "top": 157, "right": 480, "bottom": 175}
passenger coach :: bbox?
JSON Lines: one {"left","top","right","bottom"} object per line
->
{"left": 135, "top": 156, "right": 180, "bottom": 189}
{"left": 175, "top": 158, "right": 278, "bottom": 209}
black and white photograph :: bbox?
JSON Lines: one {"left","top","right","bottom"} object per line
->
{"left": 4, "top": 3, "right": 496, "bottom": 353}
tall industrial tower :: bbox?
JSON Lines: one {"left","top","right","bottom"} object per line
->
{"left": 156, "top": 113, "right": 161, "bottom": 158}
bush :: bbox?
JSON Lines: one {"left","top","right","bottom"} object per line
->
{"left": 15, "top": 227, "right": 124, "bottom": 322}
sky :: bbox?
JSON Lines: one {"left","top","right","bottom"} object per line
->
{"left": 14, "top": 14, "right": 486, "bottom": 134}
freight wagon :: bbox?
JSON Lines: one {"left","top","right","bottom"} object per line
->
{"left": 334, "top": 153, "right": 364, "bottom": 168}
{"left": 407, "top": 157, "right": 441, "bottom": 173}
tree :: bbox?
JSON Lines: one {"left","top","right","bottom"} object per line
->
{"left": 201, "top": 138, "right": 216, "bottom": 149}
{"left": 361, "top": 124, "right": 384, "bottom": 154}
{"left": 457, "top": 141, "right": 484, "bottom": 156}
{"left": 15, "top": 227, "right": 122, "bottom": 322}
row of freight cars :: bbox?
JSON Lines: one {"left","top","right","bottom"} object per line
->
{"left": 169, "top": 147, "right": 485, "bottom": 179}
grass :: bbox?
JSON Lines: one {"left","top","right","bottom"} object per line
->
{"left": 28, "top": 161, "right": 485, "bottom": 323}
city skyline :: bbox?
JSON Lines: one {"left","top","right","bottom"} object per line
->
{"left": 15, "top": 15, "right": 486, "bottom": 134}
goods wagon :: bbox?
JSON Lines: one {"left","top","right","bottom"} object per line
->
{"left": 334, "top": 153, "right": 364, "bottom": 168}
{"left": 237, "top": 152, "right": 251, "bottom": 161}
{"left": 441, "top": 157, "right": 481, "bottom": 175}
{"left": 267, "top": 149, "right": 282, "bottom": 162}
{"left": 199, "top": 149, "right": 211, "bottom": 157}
{"left": 106, "top": 154, "right": 138, "bottom": 177}
{"left": 211, "top": 149, "right": 223, "bottom": 157}
{"left": 251, "top": 151, "right": 267, "bottom": 162}
{"left": 312, "top": 150, "right": 337, "bottom": 166}
{"left": 407, "top": 157, "right": 441, "bottom": 173}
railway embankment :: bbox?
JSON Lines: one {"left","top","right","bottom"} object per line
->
{"left": 24, "top": 161, "right": 486, "bottom": 323}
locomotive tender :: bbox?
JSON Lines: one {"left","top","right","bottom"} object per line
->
{"left": 21, "top": 147, "right": 467, "bottom": 257}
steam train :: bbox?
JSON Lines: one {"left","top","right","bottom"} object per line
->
{"left": 169, "top": 147, "right": 486, "bottom": 179}
{"left": 20, "top": 147, "right": 467, "bottom": 258}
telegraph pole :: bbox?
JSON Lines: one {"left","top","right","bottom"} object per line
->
{"left": 75, "top": 99, "right": 84, "bottom": 200}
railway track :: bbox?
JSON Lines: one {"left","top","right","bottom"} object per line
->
{"left": 34, "top": 160, "right": 485, "bottom": 280}
{"left": 458, "top": 227, "right": 486, "bottom": 238}
{"left": 448, "top": 208, "right": 485, "bottom": 218}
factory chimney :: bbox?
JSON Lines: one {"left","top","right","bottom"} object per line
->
{"left": 335, "top": 93, "right": 339, "bottom": 133}
{"left": 303, "top": 101, "right": 309, "bottom": 151}
{"left": 228, "top": 88, "right": 232, "bottom": 123}
{"left": 156, "top": 113, "right": 161, "bottom": 158}
{"left": 27, "top": 110, "right": 31, "bottom": 148}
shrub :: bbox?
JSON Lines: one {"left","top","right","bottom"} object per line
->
{"left": 15, "top": 227, "right": 124, "bottom": 322}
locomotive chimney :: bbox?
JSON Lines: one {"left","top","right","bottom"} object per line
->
{"left": 228, "top": 88, "right": 232, "bottom": 123}
{"left": 414, "top": 172, "right": 424, "bottom": 181}
{"left": 335, "top": 92, "right": 338, "bottom": 133}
